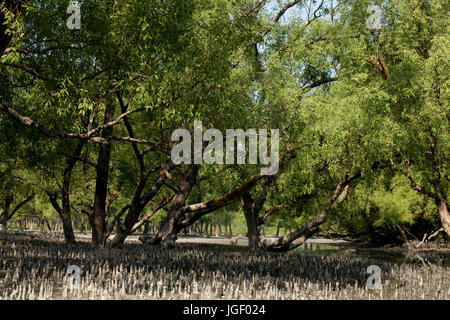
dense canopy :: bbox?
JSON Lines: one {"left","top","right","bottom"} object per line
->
{"left": 0, "top": 0, "right": 448, "bottom": 250}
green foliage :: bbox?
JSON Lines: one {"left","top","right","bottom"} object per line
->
{"left": 0, "top": 0, "right": 448, "bottom": 243}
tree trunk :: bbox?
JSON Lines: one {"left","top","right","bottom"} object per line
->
{"left": 49, "top": 193, "right": 75, "bottom": 244}
{"left": 246, "top": 222, "right": 259, "bottom": 249}
{"left": 1, "top": 194, "right": 34, "bottom": 232}
{"left": 141, "top": 171, "right": 265, "bottom": 245}
{"left": 434, "top": 186, "right": 450, "bottom": 237}
{"left": 109, "top": 162, "right": 174, "bottom": 247}
{"left": 242, "top": 191, "right": 260, "bottom": 250}
{"left": 90, "top": 101, "right": 115, "bottom": 246}
{"left": 144, "top": 165, "right": 199, "bottom": 245}
{"left": 0, "top": 195, "right": 12, "bottom": 232}
{"left": 44, "top": 218, "right": 52, "bottom": 232}
{"left": 60, "top": 143, "right": 82, "bottom": 243}
{"left": 143, "top": 221, "right": 149, "bottom": 235}
{"left": 437, "top": 201, "right": 450, "bottom": 237}
{"left": 80, "top": 216, "right": 85, "bottom": 233}
{"left": 215, "top": 220, "right": 219, "bottom": 237}
{"left": 46, "top": 140, "right": 85, "bottom": 244}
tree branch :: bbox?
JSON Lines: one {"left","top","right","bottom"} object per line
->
{"left": 2, "top": 62, "right": 50, "bottom": 80}
{"left": 131, "top": 195, "right": 174, "bottom": 233}
{"left": 0, "top": 100, "right": 108, "bottom": 144}
{"left": 0, "top": 99, "right": 164, "bottom": 147}
{"left": 180, "top": 173, "right": 266, "bottom": 227}
{"left": 261, "top": 0, "right": 303, "bottom": 38}
{"left": 303, "top": 77, "right": 338, "bottom": 90}
{"left": 390, "top": 166, "right": 434, "bottom": 199}
{"left": 258, "top": 204, "right": 286, "bottom": 226}
{"left": 7, "top": 194, "right": 34, "bottom": 220}
{"left": 62, "top": 153, "right": 97, "bottom": 168}
{"left": 263, "top": 168, "right": 360, "bottom": 251}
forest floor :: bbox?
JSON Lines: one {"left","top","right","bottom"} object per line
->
{"left": 5, "top": 229, "right": 450, "bottom": 262}
{"left": 0, "top": 230, "right": 449, "bottom": 300}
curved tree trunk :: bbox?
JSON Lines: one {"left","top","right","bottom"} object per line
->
{"left": 392, "top": 167, "right": 450, "bottom": 239}
{"left": 109, "top": 162, "right": 174, "bottom": 247}
{"left": 144, "top": 165, "right": 199, "bottom": 245}
{"left": 46, "top": 140, "right": 85, "bottom": 244}
{"left": 48, "top": 193, "right": 74, "bottom": 243}
{"left": 1, "top": 194, "right": 34, "bottom": 232}
{"left": 433, "top": 185, "right": 450, "bottom": 238}
{"left": 263, "top": 172, "right": 358, "bottom": 252}
{"left": 142, "top": 172, "right": 266, "bottom": 246}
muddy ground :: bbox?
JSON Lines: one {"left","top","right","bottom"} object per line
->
{"left": 0, "top": 231, "right": 449, "bottom": 300}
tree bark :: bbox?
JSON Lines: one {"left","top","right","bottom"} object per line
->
{"left": 433, "top": 185, "right": 450, "bottom": 237}
{"left": 44, "top": 218, "right": 52, "bottom": 232}
{"left": 109, "top": 162, "right": 174, "bottom": 246}
{"left": 242, "top": 191, "right": 260, "bottom": 249}
{"left": 0, "top": 195, "right": 13, "bottom": 232}
{"left": 140, "top": 171, "right": 265, "bottom": 246}
{"left": 146, "top": 165, "right": 199, "bottom": 245}
{"left": 61, "top": 140, "right": 85, "bottom": 243}
{"left": 46, "top": 140, "right": 85, "bottom": 244}
{"left": 48, "top": 194, "right": 73, "bottom": 241}
{"left": 143, "top": 221, "right": 149, "bottom": 235}
{"left": 240, "top": 176, "right": 285, "bottom": 250}
{"left": 91, "top": 101, "right": 115, "bottom": 246}
{"left": 236, "top": 154, "right": 298, "bottom": 248}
